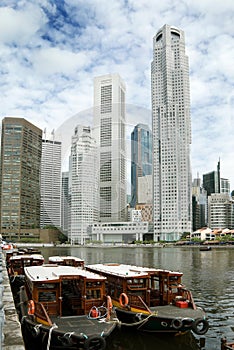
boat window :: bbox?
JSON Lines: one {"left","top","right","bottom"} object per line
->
{"left": 12, "top": 261, "right": 21, "bottom": 268}
{"left": 86, "top": 281, "right": 102, "bottom": 288}
{"left": 86, "top": 289, "right": 101, "bottom": 299}
{"left": 127, "top": 278, "right": 146, "bottom": 289}
{"left": 39, "top": 283, "right": 56, "bottom": 289}
{"left": 39, "top": 291, "right": 56, "bottom": 302}
{"left": 23, "top": 259, "right": 33, "bottom": 266}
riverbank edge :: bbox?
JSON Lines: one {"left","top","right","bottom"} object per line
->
{"left": 13, "top": 242, "right": 234, "bottom": 249}
{"left": 1, "top": 251, "right": 25, "bottom": 349}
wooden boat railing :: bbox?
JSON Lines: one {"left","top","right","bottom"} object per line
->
{"left": 34, "top": 301, "right": 53, "bottom": 326}
{"left": 128, "top": 294, "right": 151, "bottom": 312}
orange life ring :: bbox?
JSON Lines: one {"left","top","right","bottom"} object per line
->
{"left": 119, "top": 293, "right": 129, "bottom": 307}
{"left": 28, "top": 300, "right": 35, "bottom": 315}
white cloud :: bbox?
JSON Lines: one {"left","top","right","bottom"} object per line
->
{"left": 0, "top": 5, "right": 47, "bottom": 44}
{"left": 32, "top": 47, "right": 91, "bottom": 75}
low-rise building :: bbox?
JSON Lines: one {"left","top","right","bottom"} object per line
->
{"left": 88, "top": 221, "right": 148, "bottom": 243}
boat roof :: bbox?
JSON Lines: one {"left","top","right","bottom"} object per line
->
{"left": 24, "top": 265, "right": 106, "bottom": 282}
{"left": 86, "top": 263, "right": 183, "bottom": 278}
{"left": 10, "top": 254, "right": 44, "bottom": 261}
{"left": 48, "top": 256, "right": 84, "bottom": 262}
{"left": 86, "top": 263, "right": 158, "bottom": 278}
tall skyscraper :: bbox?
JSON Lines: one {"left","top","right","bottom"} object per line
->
{"left": 0, "top": 117, "right": 42, "bottom": 239}
{"left": 131, "top": 123, "right": 152, "bottom": 208}
{"left": 93, "top": 73, "right": 127, "bottom": 222}
{"left": 70, "top": 125, "right": 98, "bottom": 244}
{"left": 151, "top": 24, "right": 192, "bottom": 241}
{"left": 40, "top": 134, "right": 61, "bottom": 229}
{"left": 203, "top": 160, "right": 221, "bottom": 196}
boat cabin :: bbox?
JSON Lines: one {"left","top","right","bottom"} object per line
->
{"left": 48, "top": 256, "right": 84, "bottom": 268}
{"left": 24, "top": 265, "right": 107, "bottom": 319}
{"left": 86, "top": 263, "right": 191, "bottom": 311}
{"left": 8, "top": 254, "right": 44, "bottom": 276}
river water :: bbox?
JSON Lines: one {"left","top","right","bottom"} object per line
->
{"left": 39, "top": 245, "right": 234, "bottom": 350}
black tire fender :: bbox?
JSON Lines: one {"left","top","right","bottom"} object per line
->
{"left": 192, "top": 318, "right": 209, "bottom": 335}
{"left": 171, "top": 318, "right": 183, "bottom": 330}
{"left": 84, "top": 335, "right": 106, "bottom": 350}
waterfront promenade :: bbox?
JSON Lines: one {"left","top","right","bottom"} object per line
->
{"left": 0, "top": 248, "right": 25, "bottom": 349}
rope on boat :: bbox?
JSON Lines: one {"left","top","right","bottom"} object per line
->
{"left": 46, "top": 323, "right": 58, "bottom": 350}
{"left": 117, "top": 311, "right": 157, "bottom": 328}
{"left": 20, "top": 315, "right": 27, "bottom": 324}
{"left": 87, "top": 305, "right": 108, "bottom": 320}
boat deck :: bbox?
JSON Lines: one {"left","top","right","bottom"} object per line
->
{"left": 151, "top": 304, "right": 205, "bottom": 319}
{"left": 50, "top": 315, "right": 117, "bottom": 337}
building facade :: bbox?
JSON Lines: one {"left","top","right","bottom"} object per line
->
{"left": 208, "top": 193, "right": 232, "bottom": 230}
{"left": 131, "top": 124, "right": 152, "bottom": 208}
{"left": 0, "top": 117, "right": 42, "bottom": 239}
{"left": 88, "top": 221, "right": 148, "bottom": 243}
{"left": 203, "top": 170, "right": 220, "bottom": 196}
{"left": 40, "top": 136, "right": 61, "bottom": 229}
{"left": 70, "top": 125, "right": 98, "bottom": 244}
{"left": 93, "top": 73, "right": 127, "bottom": 222}
{"left": 138, "top": 174, "right": 152, "bottom": 205}
{"left": 151, "top": 24, "right": 192, "bottom": 241}
{"left": 61, "top": 171, "right": 70, "bottom": 238}
{"left": 220, "top": 178, "right": 230, "bottom": 194}
{"left": 192, "top": 177, "right": 207, "bottom": 231}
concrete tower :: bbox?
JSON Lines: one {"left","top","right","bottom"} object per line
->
{"left": 70, "top": 125, "right": 98, "bottom": 244}
{"left": 131, "top": 123, "right": 152, "bottom": 208}
{"left": 0, "top": 117, "right": 42, "bottom": 240}
{"left": 93, "top": 74, "right": 127, "bottom": 222}
{"left": 40, "top": 133, "right": 61, "bottom": 229}
{"left": 151, "top": 24, "right": 192, "bottom": 241}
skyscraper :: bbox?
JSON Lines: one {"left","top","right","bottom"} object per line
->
{"left": 151, "top": 24, "right": 192, "bottom": 241}
{"left": 203, "top": 160, "right": 221, "bottom": 196}
{"left": 93, "top": 74, "right": 127, "bottom": 222}
{"left": 40, "top": 134, "right": 61, "bottom": 229}
{"left": 0, "top": 117, "right": 42, "bottom": 239}
{"left": 70, "top": 125, "right": 98, "bottom": 244}
{"left": 131, "top": 123, "right": 152, "bottom": 208}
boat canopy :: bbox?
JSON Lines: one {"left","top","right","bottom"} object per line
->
{"left": 24, "top": 265, "right": 106, "bottom": 283}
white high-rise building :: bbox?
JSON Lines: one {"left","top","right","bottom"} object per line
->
{"left": 151, "top": 24, "right": 192, "bottom": 241}
{"left": 40, "top": 136, "right": 61, "bottom": 228}
{"left": 208, "top": 193, "right": 232, "bottom": 229}
{"left": 70, "top": 125, "right": 98, "bottom": 244}
{"left": 93, "top": 74, "right": 127, "bottom": 222}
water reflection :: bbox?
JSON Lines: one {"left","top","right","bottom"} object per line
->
{"left": 40, "top": 246, "right": 234, "bottom": 350}
{"left": 106, "top": 328, "right": 205, "bottom": 350}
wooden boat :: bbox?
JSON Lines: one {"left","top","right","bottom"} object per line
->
{"left": 8, "top": 254, "right": 45, "bottom": 277}
{"left": 7, "top": 253, "right": 45, "bottom": 307}
{"left": 19, "top": 264, "right": 117, "bottom": 350}
{"left": 48, "top": 255, "right": 84, "bottom": 268}
{"left": 199, "top": 246, "right": 212, "bottom": 251}
{"left": 86, "top": 263, "right": 209, "bottom": 335}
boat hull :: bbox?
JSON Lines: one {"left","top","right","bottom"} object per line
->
{"left": 115, "top": 306, "right": 209, "bottom": 335}
{"left": 21, "top": 316, "right": 110, "bottom": 350}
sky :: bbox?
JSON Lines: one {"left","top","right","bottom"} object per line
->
{"left": 0, "top": 0, "right": 234, "bottom": 190}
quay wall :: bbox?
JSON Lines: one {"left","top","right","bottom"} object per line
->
{"left": 0, "top": 249, "right": 25, "bottom": 349}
